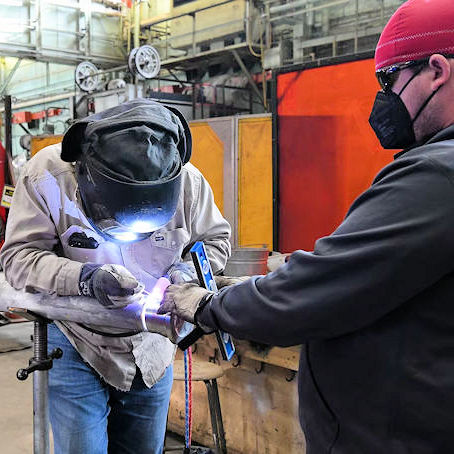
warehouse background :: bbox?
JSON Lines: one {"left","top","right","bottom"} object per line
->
{"left": 0, "top": 1, "right": 405, "bottom": 453}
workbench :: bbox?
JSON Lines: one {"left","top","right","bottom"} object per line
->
{"left": 168, "top": 335, "right": 305, "bottom": 454}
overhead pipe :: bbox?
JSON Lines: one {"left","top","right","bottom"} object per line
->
{"left": 231, "top": 49, "right": 264, "bottom": 106}
{"left": 134, "top": 0, "right": 141, "bottom": 49}
{"left": 139, "top": 0, "right": 149, "bottom": 22}
{"left": 270, "top": 0, "right": 307, "bottom": 14}
{"left": 246, "top": 0, "right": 261, "bottom": 58}
{"left": 140, "top": 0, "right": 234, "bottom": 29}
{"left": 0, "top": 58, "right": 22, "bottom": 97}
{"left": 269, "top": 0, "right": 349, "bottom": 21}
{"left": 3, "top": 96, "right": 12, "bottom": 186}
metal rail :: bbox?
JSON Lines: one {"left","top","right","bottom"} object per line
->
{"left": 0, "top": 273, "right": 192, "bottom": 344}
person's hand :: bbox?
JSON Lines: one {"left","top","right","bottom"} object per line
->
{"left": 79, "top": 264, "right": 144, "bottom": 308}
{"left": 214, "top": 275, "right": 250, "bottom": 289}
{"left": 167, "top": 261, "right": 197, "bottom": 284}
{"left": 157, "top": 283, "right": 213, "bottom": 324}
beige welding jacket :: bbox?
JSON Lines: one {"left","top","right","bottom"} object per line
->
{"left": 0, "top": 144, "right": 231, "bottom": 390}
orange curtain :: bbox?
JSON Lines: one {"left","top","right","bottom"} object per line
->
{"left": 277, "top": 59, "right": 396, "bottom": 252}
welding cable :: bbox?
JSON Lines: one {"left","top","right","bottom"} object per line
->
{"left": 184, "top": 348, "right": 193, "bottom": 452}
{"left": 184, "top": 349, "right": 189, "bottom": 451}
{"left": 188, "top": 347, "right": 193, "bottom": 447}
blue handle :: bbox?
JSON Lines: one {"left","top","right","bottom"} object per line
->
{"left": 188, "top": 242, "right": 235, "bottom": 361}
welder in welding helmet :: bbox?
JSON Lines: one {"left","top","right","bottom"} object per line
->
{"left": 61, "top": 99, "right": 192, "bottom": 243}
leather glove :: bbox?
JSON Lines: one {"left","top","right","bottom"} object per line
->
{"left": 214, "top": 275, "right": 250, "bottom": 289}
{"left": 157, "top": 283, "right": 213, "bottom": 325}
{"left": 167, "top": 261, "right": 197, "bottom": 284}
{"left": 79, "top": 264, "right": 144, "bottom": 308}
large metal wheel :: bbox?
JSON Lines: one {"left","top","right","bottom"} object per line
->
{"left": 128, "top": 45, "right": 161, "bottom": 79}
{"left": 127, "top": 47, "right": 139, "bottom": 75}
{"left": 75, "top": 61, "right": 99, "bottom": 92}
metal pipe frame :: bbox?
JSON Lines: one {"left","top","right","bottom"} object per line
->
{"left": 0, "top": 273, "right": 192, "bottom": 344}
{"left": 231, "top": 49, "right": 264, "bottom": 106}
{"left": 140, "top": 0, "right": 235, "bottom": 28}
{"left": 0, "top": 43, "right": 124, "bottom": 67}
{"left": 0, "top": 0, "right": 125, "bottom": 67}
{"left": 0, "top": 58, "right": 22, "bottom": 96}
{"left": 269, "top": 0, "right": 350, "bottom": 23}
{"left": 0, "top": 91, "right": 76, "bottom": 112}
{"left": 4, "top": 95, "right": 13, "bottom": 186}
{"left": 32, "top": 320, "right": 50, "bottom": 454}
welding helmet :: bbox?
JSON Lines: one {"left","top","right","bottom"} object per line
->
{"left": 61, "top": 99, "right": 192, "bottom": 242}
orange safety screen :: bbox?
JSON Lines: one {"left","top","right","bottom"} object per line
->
{"left": 277, "top": 58, "right": 395, "bottom": 252}
{"left": 189, "top": 122, "right": 224, "bottom": 214}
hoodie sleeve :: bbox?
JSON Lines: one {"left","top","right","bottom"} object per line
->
{"left": 197, "top": 156, "right": 454, "bottom": 346}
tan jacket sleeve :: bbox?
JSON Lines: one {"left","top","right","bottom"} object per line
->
{"left": 188, "top": 172, "right": 231, "bottom": 274}
{"left": 0, "top": 173, "right": 82, "bottom": 295}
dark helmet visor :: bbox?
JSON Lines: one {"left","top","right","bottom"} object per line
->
{"left": 77, "top": 157, "right": 182, "bottom": 242}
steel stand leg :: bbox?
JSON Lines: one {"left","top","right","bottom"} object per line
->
{"left": 15, "top": 312, "right": 62, "bottom": 454}
{"left": 33, "top": 321, "right": 50, "bottom": 454}
{"left": 204, "top": 379, "right": 227, "bottom": 454}
{"left": 211, "top": 380, "right": 227, "bottom": 454}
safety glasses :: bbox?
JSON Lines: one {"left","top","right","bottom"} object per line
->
{"left": 376, "top": 59, "right": 429, "bottom": 92}
{"left": 376, "top": 54, "right": 454, "bottom": 92}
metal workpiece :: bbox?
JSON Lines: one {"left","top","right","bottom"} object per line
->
{"left": 0, "top": 273, "right": 193, "bottom": 344}
{"left": 140, "top": 303, "right": 193, "bottom": 344}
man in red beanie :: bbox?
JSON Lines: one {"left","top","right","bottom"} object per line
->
{"left": 160, "top": 0, "right": 454, "bottom": 452}
{"left": 369, "top": 0, "right": 454, "bottom": 150}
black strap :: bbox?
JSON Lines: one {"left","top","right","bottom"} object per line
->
{"left": 177, "top": 293, "right": 214, "bottom": 350}
{"left": 77, "top": 323, "right": 140, "bottom": 338}
{"left": 178, "top": 326, "right": 205, "bottom": 351}
{"left": 411, "top": 86, "right": 442, "bottom": 125}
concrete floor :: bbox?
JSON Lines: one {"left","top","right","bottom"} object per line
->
{"left": 0, "top": 321, "right": 36, "bottom": 454}
{"left": 0, "top": 320, "right": 200, "bottom": 454}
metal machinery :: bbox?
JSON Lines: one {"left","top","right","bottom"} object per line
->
{"left": 139, "top": 0, "right": 265, "bottom": 117}
{"left": 2, "top": 0, "right": 408, "bottom": 140}
{"left": 73, "top": 47, "right": 194, "bottom": 120}
{"left": 261, "top": 0, "right": 406, "bottom": 68}
{"left": 74, "top": 45, "right": 161, "bottom": 92}
{"left": 128, "top": 44, "right": 161, "bottom": 79}
{"left": 0, "top": 0, "right": 124, "bottom": 67}
{"left": 70, "top": 1, "right": 260, "bottom": 120}
{"left": 135, "top": 0, "right": 407, "bottom": 116}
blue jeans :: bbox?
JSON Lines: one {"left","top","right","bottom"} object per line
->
{"left": 47, "top": 323, "right": 173, "bottom": 454}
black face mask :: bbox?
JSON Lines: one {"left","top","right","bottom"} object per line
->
{"left": 369, "top": 68, "right": 440, "bottom": 149}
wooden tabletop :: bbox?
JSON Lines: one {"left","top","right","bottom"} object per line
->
{"left": 173, "top": 359, "right": 224, "bottom": 381}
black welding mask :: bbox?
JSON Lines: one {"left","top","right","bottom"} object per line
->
{"left": 61, "top": 100, "right": 192, "bottom": 242}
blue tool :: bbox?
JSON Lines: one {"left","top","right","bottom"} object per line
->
{"left": 177, "top": 241, "right": 235, "bottom": 361}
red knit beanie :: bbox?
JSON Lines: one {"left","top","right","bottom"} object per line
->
{"left": 375, "top": 0, "right": 454, "bottom": 71}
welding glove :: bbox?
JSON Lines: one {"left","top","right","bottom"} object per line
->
{"left": 167, "top": 261, "right": 197, "bottom": 284}
{"left": 157, "top": 283, "right": 214, "bottom": 326}
{"left": 214, "top": 275, "right": 250, "bottom": 289}
{"left": 79, "top": 264, "right": 144, "bottom": 308}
